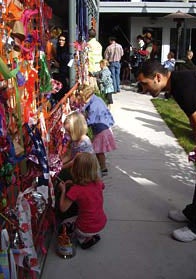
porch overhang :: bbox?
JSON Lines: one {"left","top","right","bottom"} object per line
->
{"left": 99, "top": 1, "right": 196, "bottom": 15}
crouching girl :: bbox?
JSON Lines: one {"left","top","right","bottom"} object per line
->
{"left": 58, "top": 152, "right": 107, "bottom": 249}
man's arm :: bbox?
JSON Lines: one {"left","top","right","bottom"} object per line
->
{"left": 104, "top": 47, "right": 109, "bottom": 60}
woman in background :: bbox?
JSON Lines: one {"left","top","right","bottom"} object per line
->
{"left": 52, "top": 32, "right": 70, "bottom": 102}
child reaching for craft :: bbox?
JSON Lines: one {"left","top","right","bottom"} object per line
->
{"left": 56, "top": 111, "right": 95, "bottom": 220}
{"left": 58, "top": 152, "right": 107, "bottom": 249}
{"left": 62, "top": 111, "right": 94, "bottom": 162}
{"left": 59, "top": 110, "right": 94, "bottom": 179}
{"left": 80, "top": 84, "right": 117, "bottom": 175}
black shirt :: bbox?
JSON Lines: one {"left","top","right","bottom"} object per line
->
{"left": 171, "top": 70, "right": 196, "bottom": 117}
{"left": 56, "top": 46, "right": 70, "bottom": 77}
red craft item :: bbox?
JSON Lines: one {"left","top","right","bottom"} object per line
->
{"left": 25, "top": 68, "right": 38, "bottom": 97}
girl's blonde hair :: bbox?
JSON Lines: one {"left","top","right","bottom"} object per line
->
{"left": 78, "top": 84, "right": 94, "bottom": 103}
{"left": 71, "top": 152, "right": 99, "bottom": 185}
{"left": 100, "top": 59, "right": 109, "bottom": 67}
{"left": 65, "top": 111, "right": 88, "bottom": 141}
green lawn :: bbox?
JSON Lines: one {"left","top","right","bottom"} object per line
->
{"left": 152, "top": 97, "right": 195, "bottom": 153}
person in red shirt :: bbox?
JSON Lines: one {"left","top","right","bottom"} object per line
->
{"left": 58, "top": 152, "right": 107, "bottom": 249}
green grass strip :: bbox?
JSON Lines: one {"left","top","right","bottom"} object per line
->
{"left": 152, "top": 97, "right": 195, "bottom": 153}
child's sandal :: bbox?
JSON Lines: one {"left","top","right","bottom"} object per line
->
{"left": 80, "top": 234, "right": 101, "bottom": 250}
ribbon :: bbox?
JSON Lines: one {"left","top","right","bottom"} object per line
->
{"left": 39, "top": 112, "right": 49, "bottom": 146}
{"left": 21, "top": 8, "right": 39, "bottom": 36}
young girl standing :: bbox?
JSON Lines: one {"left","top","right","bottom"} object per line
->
{"left": 98, "top": 59, "right": 114, "bottom": 110}
{"left": 58, "top": 152, "right": 107, "bottom": 249}
{"left": 80, "top": 85, "right": 116, "bottom": 175}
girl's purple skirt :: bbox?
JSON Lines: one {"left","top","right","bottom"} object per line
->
{"left": 92, "top": 128, "right": 117, "bottom": 153}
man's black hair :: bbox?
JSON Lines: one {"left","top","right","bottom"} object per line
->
{"left": 136, "top": 60, "right": 168, "bottom": 78}
{"left": 109, "top": 36, "right": 117, "bottom": 42}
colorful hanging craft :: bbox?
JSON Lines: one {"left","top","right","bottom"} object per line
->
{"left": 39, "top": 51, "right": 52, "bottom": 93}
{"left": 0, "top": 0, "right": 99, "bottom": 276}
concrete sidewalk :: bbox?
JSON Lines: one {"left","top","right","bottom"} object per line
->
{"left": 41, "top": 88, "right": 196, "bottom": 279}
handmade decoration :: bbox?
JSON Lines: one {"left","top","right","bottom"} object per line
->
{"left": 0, "top": 0, "right": 97, "bottom": 276}
{"left": 14, "top": 186, "right": 40, "bottom": 272}
{"left": 11, "top": 20, "right": 25, "bottom": 51}
{"left": 7, "top": 0, "right": 24, "bottom": 21}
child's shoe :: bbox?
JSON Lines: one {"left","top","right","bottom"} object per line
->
{"left": 80, "top": 234, "right": 101, "bottom": 249}
{"left": 101, "top": 168, "right": 108, "bottom": 176}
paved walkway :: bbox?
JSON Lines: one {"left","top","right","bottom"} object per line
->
{"left": 41, "top": 88, "right": 196, "bottom": 279}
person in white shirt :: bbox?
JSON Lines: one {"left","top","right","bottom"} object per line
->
{"left": 163, "top": 51, "right": 175, "bottom": 72}
{"left": 87, "top": 28, "right": 103, "bottom": 74}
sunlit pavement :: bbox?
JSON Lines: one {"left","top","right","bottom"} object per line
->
{"left": 41, "top": 87, "right": 196, "bottom": 279}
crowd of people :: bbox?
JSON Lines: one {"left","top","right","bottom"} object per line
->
{"left": 44, "top": 26, "right": 165, "bottom": 103}
{"left": 45, "top": 25, "right": 196, "bottom": 248}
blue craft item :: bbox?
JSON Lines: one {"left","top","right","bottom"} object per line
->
{"left": 16, "top": 71, "right": 26, "bottom": 87}
{"left": 25, "top": 124, "right": 49, "bottom": 184}
{"left": 25, "top": 34, "right": 33, "bottom": 43}
{"left": 7, "top": 136, "right": 26, "bottom": 165}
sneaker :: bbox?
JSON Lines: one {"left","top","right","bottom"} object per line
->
{"left": 172, "top": 226, "right": 196, "bottom": 242}
{"left": 168, "top": 209, "right": 188, "bottom": 222}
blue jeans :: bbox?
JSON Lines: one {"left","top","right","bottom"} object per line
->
{"left": 109, "top": 61, "right": 121, "bottom": 92}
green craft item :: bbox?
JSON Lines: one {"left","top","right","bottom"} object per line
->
{"left": 39, "top": 52, "right": 52, "bottom": 93}
{"left": 0, "top": 58, "right": 18, "bottom": 80}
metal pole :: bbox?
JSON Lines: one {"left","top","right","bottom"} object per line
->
{"left": 176, "top": 21, "right": 182, "bottom": 60}
{"left": 183, "top": 19, "right": 187, "bottom": 58}
{"left": 69, "top": 0, "right": 76, "bottom": 87}
{"left": 96, "top": 0, "right": 100, "bottom": 40}
{"left": 189, "top": 28, "right": 192, "bottom": 50}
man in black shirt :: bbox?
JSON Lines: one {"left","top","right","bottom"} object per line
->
{"left": 137, "top": 60, "right": 196, "bottom": 138}
{"left": 136, "top": 60, "right": 196, "bottom": 242}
